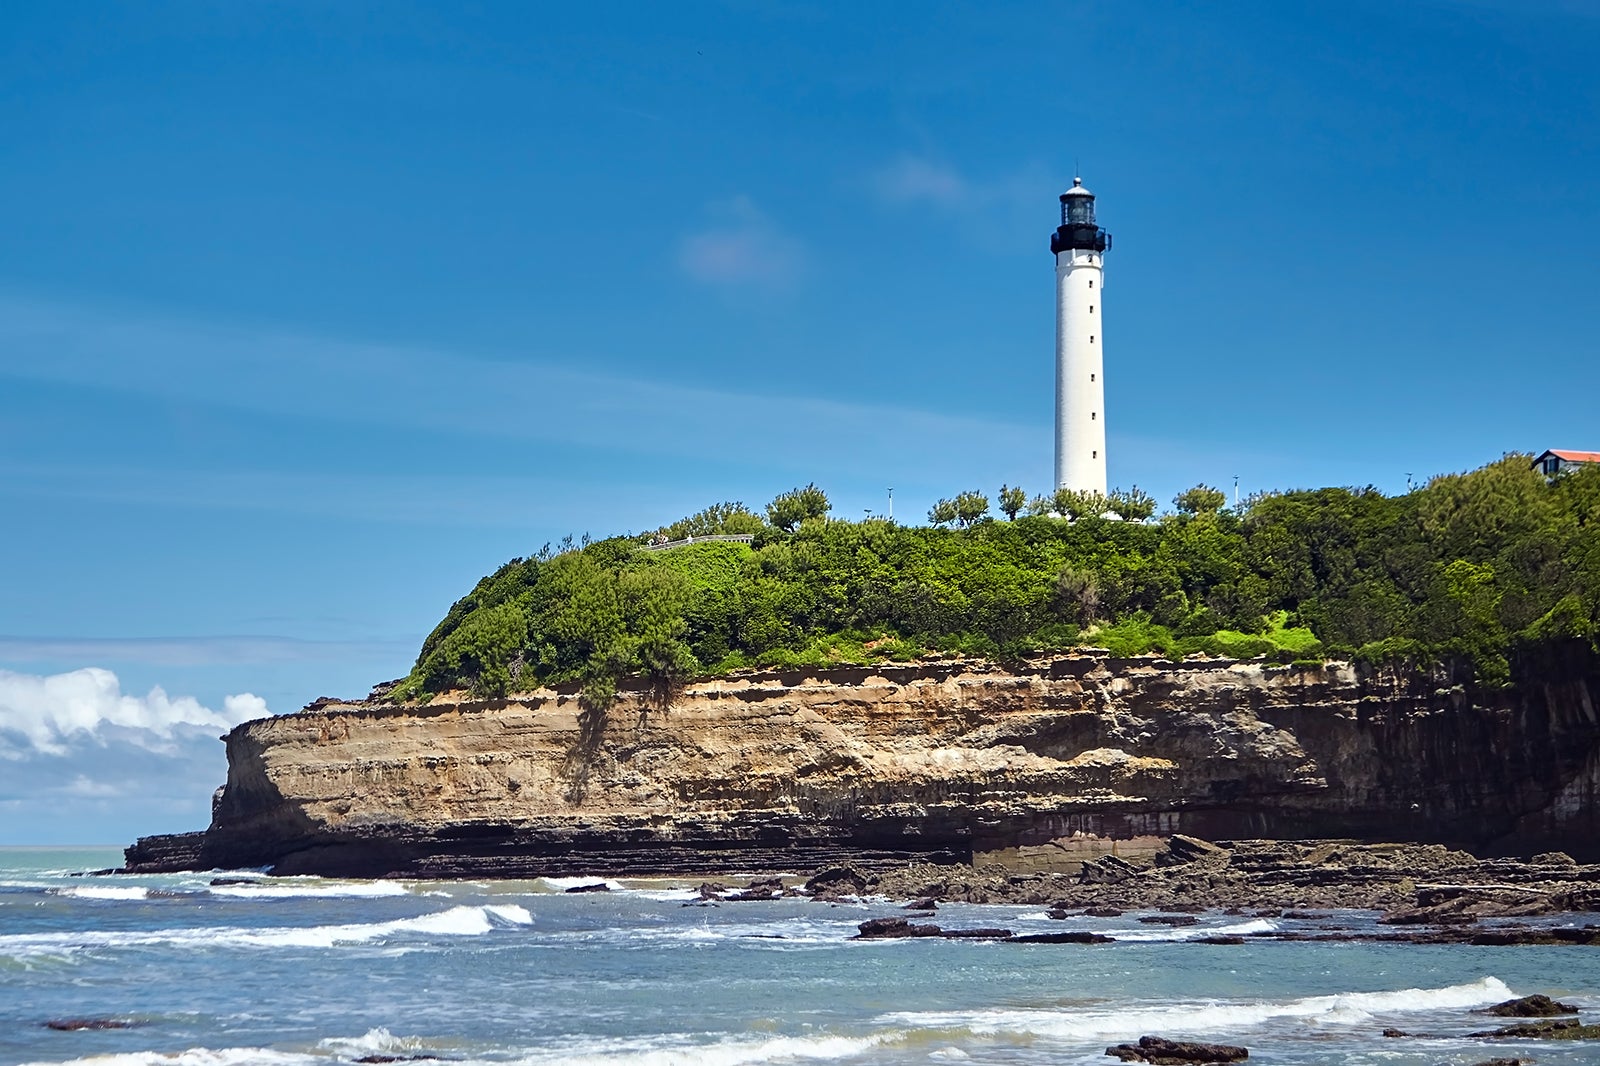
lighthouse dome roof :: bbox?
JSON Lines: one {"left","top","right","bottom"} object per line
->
{"left": 1061, "top": 176, "right": 1094, "bottom": 198}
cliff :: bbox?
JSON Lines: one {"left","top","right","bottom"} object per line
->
{"left": 125, "top": 645, "right": 1600, "bottom": 878}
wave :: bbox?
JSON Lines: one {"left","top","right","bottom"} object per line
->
{"left": 49, "top": 885, "right": 151, "bottom": 901}
{"left": 1107, "top": 918, "right": 1278, "bottom": 942}
{"left": 16, "top": 1048, "right": 319, "bottom": 1066}
{"left": 878, "top": 976, "right": 1516, "bottom": 1042}
{"left": 504, "top": 1032, "right": 892, "bottom": 1065}
{"left": 538, "top": 876, "right": 627, "bottom": 893}
{"left": 0, "top": 903, "right": 533, "bottom": 959}
{"left": 208, "top": 880, "right": 410, "bottom": 899}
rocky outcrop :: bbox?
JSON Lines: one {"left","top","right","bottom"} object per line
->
{"left": 124, "top": 645, "right": 1600, "bottom": 877}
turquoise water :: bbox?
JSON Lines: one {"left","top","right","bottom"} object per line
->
{"left": 4, "top": 846, "right": 1600, "bottom": 1065}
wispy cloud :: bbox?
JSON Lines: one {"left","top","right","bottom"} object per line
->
{"left": 0, "top": 294, "right": 1036, "bottom": 493}
{"left": 868, "top": 156, "right": 1055, "bottom": 252}
{"left": 0, "top": 666, "right": 266, "bottom": 759}
{"left": 677, "top": 195, "right": 805, "bottom": 288}
{"left": 871, "top": 157, "right": 973, "bottom": 208}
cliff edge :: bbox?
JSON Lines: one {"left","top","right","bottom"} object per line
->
{"left": 126, "top": 645, "right": 1600, "bottom": 878}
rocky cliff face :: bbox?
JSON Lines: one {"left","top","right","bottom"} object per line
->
{"left": 125, "top": 646, "right": 1600, "bottom": 877}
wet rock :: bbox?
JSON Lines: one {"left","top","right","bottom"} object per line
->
{"left": 806, "top": 865, "right": 871, "bottom": 900}
{"left": 904, "top": 898, "right": 938, "bottom": 911}
{"left": 937, "top": 927, "right": 1013, "bottom": 940}
{"left": 210, "top": 877, "right": 262, "bottom": 887}
{"left": 1467, "top": 1060, "right": 1528, "bottom": 1066}
{"left": 1105, "top": 1035, "right": 1248, "bottom": 1062}
{"left": 1086, "top": 907, "right": 1125, "bottom": 918}
{"left": 564, "top": 882, "right": 610, "bottom": 893}
{"left": 1470, "top": 1019, "right": 1600, "bottom": 1039}
{"left": 726, "top": 879, "right": 784, "bottom": 901}
{"left": 44, "top": 1019, "right": 137, "bottom": 1031}
{"left": 1046, "top": 907, "right": 1076, "bottom": 920}
{"left": 352, "top": 1056, "right": 450, "bottom": 1064}
{"left": 693, "top": 882, "right": 727, "bottom": 901}
{"left": 1007, "top": 930, "right": 1115, "bottom": 944}
{"left": 1138, "top": 915, "right": 1200, "bottom": 927}
{"left": 1193, "top": 936, "right": 1245, "bottom": 945}
{"left": 1477, "top": 993, "right": 1580, "bottom": 1017}
{"left": 1380, "top": 1028, "right": 1408, "bottom": 1038}
{"left": 853, "top": 917, "right": 941, "bottom": 939}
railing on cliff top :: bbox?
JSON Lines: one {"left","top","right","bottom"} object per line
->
{"left": 641, "top": 533, "right": 757, "bottom": 552}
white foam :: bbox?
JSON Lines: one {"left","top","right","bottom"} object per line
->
{"left": 16, "top": 1048, "right": 318, "bottom": 1066}
{"left": 208, "top": 880, "right": 410, "bottom": 899}
{"left": 1110, "top": 918, "right": 1278, "bottom": 942}
{"left": 506, "top": 1032, "right": 891, "bottom": 1065}
{"left": 539, "top": 876, "right": 626, "bottom": 892}
{"left": 319, "top": 1026, "right": 427, "bottom": 1056}
{"left": 879, "top": 976, "right": 1516, "bottom": 1042}
{"left": 0, "top": 903, "right": 532, "bottom": 959}
{"left": 50, "top": 885, "right": 150, "bottom": 901}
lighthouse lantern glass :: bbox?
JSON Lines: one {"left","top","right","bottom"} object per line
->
{"left": 1067, "top": 197, "right": 1095, "bottom": 225}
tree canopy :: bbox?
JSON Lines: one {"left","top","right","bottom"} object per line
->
{"left": 390, "top": 456, "right": 1600, "bottom": 702}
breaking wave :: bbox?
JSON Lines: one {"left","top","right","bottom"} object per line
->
{"left": 878, "top": 976, "right": 1517, "bottom": 1041}
{"left": 0, "top": 903, "right": 532, "bottom": 959}
{"left": 208, "top": 880, "right": 411, "bottom": 899}
{"left": 50, "top": 884, "right": 151, "bottom": 901}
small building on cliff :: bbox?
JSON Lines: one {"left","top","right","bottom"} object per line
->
{"left": 1532, "top": 449, "right": 1600, "bottom": 477}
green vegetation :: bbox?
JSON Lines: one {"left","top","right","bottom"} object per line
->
{"left": 391, "top": 457, "right": 1600, "bottom": 702}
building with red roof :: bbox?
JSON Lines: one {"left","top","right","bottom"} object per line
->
{"left": 1532, "top": 449, "right": 1600, "bottom": 477}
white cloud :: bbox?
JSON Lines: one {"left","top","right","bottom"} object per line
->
{"left": 678, "top": 196, "right": 804, "bottom": 288}
{"left": 0, "top": 667, "right": 268, "bottom": 758}
{"left": 871, "top": 157, "right": 972, "bottom": 207}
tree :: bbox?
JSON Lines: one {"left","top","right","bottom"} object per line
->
{"left": 998, "top": 484, "right": 1027, "bottom": 521}
{"left": 1054, "top": 488, "right": 1110, "bottom": 521}
{"left": 953, "top": 490, "right": 991, "bottom": 527}
{"left": 1174, "top": 485, "right": 1228, "bottom": 515}
{"left": 927, "top": 498, "right": 959, "bottom": 527}
{"left": 1110, "top": 486, "right": 1157, "bottom": 523}
{"left": 766, "top": 484, "right": 830, "bottom": 532}
{"left": 1054, "top": 566, "right": 1101, "bottom": 625}
{"left": 648, "top": 501, "right": 765, "bottom": 542}
{"left": 1024, "top": 494, "right": 1054, "bottom": 517}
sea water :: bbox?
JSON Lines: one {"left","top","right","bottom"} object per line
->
{"left": 4, "top": 847, "right": 1600, "bottom": 1066}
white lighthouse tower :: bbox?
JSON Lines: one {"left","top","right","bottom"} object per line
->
{"left": 1052, "top": 176, "right": 1112, "bottom": 494}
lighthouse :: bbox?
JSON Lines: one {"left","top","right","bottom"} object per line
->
{"left": 1051, "top": 177, "right": 1112, "bottom": 494}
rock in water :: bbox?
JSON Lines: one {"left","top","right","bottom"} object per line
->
{"left": 1469, "top": 1019, "right": 1600, "bottom": 1039}
{"left": 44, "top": 1019, "right": 136, "bottom": 1031}
{"left": 1476, "top": 993, "right": 1580, "bottom": 1017}
{"left": 805, "top": 866, "right": 870, "bottom": 899}
{"left": 853, "top": 917, "right": 941, "bottom": 939}
{"left": 1105, "top": 1035, "right": 1248, "bottom": 1062}
{"left": 1006, "top": 931, "right": 1115, "bottom": 944}
{"left": 564, "top": 882, "right": 610, "bottom": 893}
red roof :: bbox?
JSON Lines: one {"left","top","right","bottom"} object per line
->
{"left": 1538, "top": 449, "right": 1600, "bottom": 463}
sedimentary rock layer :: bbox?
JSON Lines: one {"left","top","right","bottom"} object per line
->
{"left": 125, "top": 644, "right": 1600, "bottom": 877}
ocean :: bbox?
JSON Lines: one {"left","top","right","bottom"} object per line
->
{"left": 4, "top": 846, "right": 1599, "bottom": 1066}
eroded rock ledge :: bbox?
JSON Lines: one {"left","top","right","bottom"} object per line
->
{"left": 125, "top": 647, "right": 1600, "bottom": 877}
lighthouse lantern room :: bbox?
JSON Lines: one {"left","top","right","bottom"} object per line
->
{"left": 1051, "top": 177, "right": 1112, "bottom": 495}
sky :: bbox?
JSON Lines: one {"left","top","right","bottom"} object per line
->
{"left": 2, "top": 0, "right": 1597, "bottom": 844}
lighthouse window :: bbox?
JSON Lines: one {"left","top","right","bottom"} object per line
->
{"left": 1093, "top": 451, "right": 1098, "bottom": 459}
{"left": 1090, "top": 305, "right": 1094, "bottom": 313}
{"left": 1090, "top": 374, "right": 1095, "bottom": 381}
{"left": 1088, "top": 280, "right": 1094, "bottom": 289}
{"left": 1091, "top": 412, "right": 1097, "bottom": 420}
{"left": 1090, "top": 335, "right": 1095, "bottom": 343}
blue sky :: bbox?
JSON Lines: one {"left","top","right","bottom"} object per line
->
{"left": 2, "top": 0, "right": 1597, "bottom": 844}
